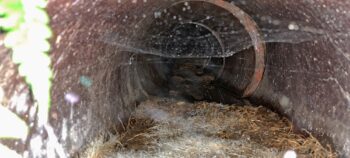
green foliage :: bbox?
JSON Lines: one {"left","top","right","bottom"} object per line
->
{"left": 0, "top": 0, "right": 53, "bottom": 132}
{"left": 0, "top": 0, "right": 24, "bottom": 31}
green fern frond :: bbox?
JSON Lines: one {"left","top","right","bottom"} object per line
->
{"left": 0, "top": 0, "right": 53, "bottom": 131}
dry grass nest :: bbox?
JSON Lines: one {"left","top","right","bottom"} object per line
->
{"left": 81, "top": 97, "right": 337, "bottom": 158}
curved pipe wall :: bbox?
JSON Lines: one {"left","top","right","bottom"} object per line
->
{"left": 29, "top": 0, "right": 350, "bottom": 157}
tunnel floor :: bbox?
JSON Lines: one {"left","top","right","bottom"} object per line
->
{"left": 80, "top": 97, "right": 335, "bottom": 158}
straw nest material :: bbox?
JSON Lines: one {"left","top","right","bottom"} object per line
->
{"left": 81, "top": 98, "right": 337, "bottom": 158}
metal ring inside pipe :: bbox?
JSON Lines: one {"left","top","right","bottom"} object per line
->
{"left": 175, "top": 21, "right": 226, "bottom": 78}
{"left": 176, "top": 0, "right": 266, "bottom": 97}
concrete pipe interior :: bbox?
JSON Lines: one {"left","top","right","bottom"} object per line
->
{"left": 3, "top": 0, "right": 350, "bottom": 157}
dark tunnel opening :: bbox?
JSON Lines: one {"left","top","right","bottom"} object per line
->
{"left": 130, "top": 0, "right": 264, "bottom": 104}
{"left": 135, "top": 53, "right": 253, "bottom": 104}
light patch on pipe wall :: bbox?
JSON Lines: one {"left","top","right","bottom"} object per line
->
{"left": 279, "top": 95, "right": 291, "bottom": 111}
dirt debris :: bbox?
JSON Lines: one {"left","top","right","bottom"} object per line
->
{"left": 81, "top": 97, "right": 337, "bottom": 158}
